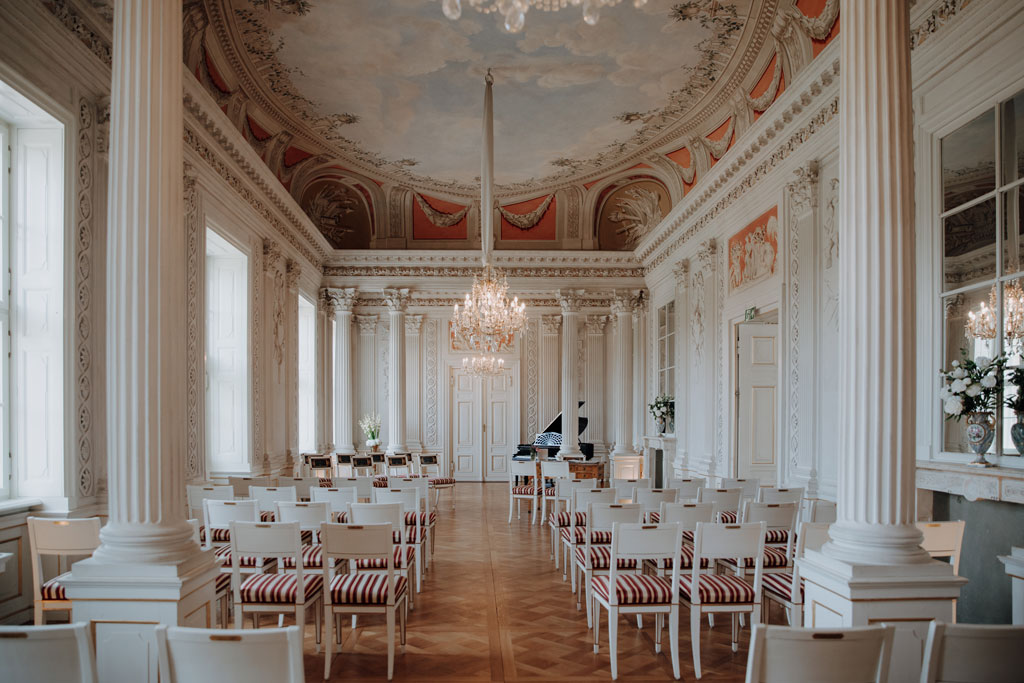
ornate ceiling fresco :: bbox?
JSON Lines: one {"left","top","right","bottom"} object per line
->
{"left": 177, "top": 0, "right": 838, "bottom": 249}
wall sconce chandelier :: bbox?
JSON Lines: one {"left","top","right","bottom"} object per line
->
{"left": 966, "top": 281, "right": 1024, "bottom": 341}
{"left": 440, "top": 0, "right": 648, "bottom": 34}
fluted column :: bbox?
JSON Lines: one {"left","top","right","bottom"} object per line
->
{"left": 584, "top": 315, "right": 608, "bottom": 454}
{"left": 824, "top": 0, "right": 928, "bottom": 566}
{"left": 405, "top": 315, "right": 424, "bottom": 452}
{"left": 672, "top": 261, "right": 690, "bottom": 475}
{"left": 611, "top": 292, "right": 637, "bottom": 458}
{"left": 285, "top": 262, "right": 300, "bottom": 470}
{"left": 384, "top": 289, "right": 410, "bottom": 454}
{"left": 328, "top": 288, "right": 356, "bottom": 455}
{"left": 558, "top": 290, "right": 585, "bottom": 458}
{"left": 540, "top": 315, "right": 561, "bottom": 427}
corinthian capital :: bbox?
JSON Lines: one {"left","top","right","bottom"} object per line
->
{"left": 322, "top": 287, "right": 357, "bottom": 313}
{"left": 672, "top": 259, "right": 689, "bottom": 286}
{"left": 541, "top": 315, "right": 561, "bottom": 335}
{"left": 354, "top": 314, "right": 378, "bottom": 334}
{"left": 557, "top": 289, "right": 586, "bottom": 313}
{"left": 383, "top": 288, "right": 410, "bottom": 312}
{"left": 611, "top": 290, "right": 639, "bottom": 315}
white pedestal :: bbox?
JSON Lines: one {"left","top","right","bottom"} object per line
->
{"left": 642, "top": 434, "right": 676, "bottom": 487}
{"left": 998, "top": 546, "right": 1024, "bottom": 625}
{"left": 799, "top": 550, "right": 965, "bottom": 682}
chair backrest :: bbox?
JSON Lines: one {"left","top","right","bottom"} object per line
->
{"left": 757, "top": 487, "right": 805, "bottom": 505}
{"left": 744, "top": 502, "right": 798, "bottom": 560}
{"left": 27, "top": 517, "right": 102, "bottom": 598}
{"left": 320, "top": 523, "right": 402, "bottom": 606}
{"left": 802, "top": 498, "right": 838, "bottom": 524}
{"left": 347, "top": 502, "right": 404, "bottom": 531}
{"left": 606, "top": 522, "right": 683, "bottom": 606}
{"left": 275, "top": 501, "right": 331, "bottom": 530}
{"left": 692, "top": 522, "right": 766, "bottom": 595}
{"left": 332, "top": 476, "right": 375, "bottom": 501}
{"left": 613, "top": 478, "right": 652, "bottom": 502}
{"left": 636, "top": 488, "right": 679, "bottom": 514}
{"left": 541, "top": 460, "right": 571, "bottom": 479}
{"left": 917, "top": 521, "right": 966, "bottom": 575}
{"left": 721, "top": 477, "right": 760, "bottom": 499}
{"left": 202, "top": 500, "right": 258, "bottom": 548}
{"left": 571, "top": 488, "right": 617, "bottom": 518}
{"left": 186, "top": 485, "right": 233, "bottom": 517}
{"left": 310, "top": 487, "right": 357, "bottom": 517}
{"left": 0, "top": 622, "right": 97, "bottom": 683}
{"left": 304, "top": 454, "right": 334, "bottom": 478}
{"left": 587, "top": 503, "right": 643, "bottom": 535}
{"left": 374, "top": 487, "right": 420, "bottom": 515}
{"left": 667, "top": 477, "right": 705, "bottom": 500}
{"left": 156, "top": 624, "right": 303, "bottom": 683}
{"left": 230, "top": 522, "right": 305, "bottom": 589}
{"left": 187, "top": 519, "right": 201, "bottom": 545}
{"left": 658, "top": 502, "right": 715, "bottom": 531}
{"left": 275, "top": 477, "right": 320, "bottom": 501}
{"left": 510, "top": 459, "right": 537, "bottom": 482}
{"left": 415, "top": 453, "right": 441, "bottom": 476}
{"left": 745, "top": 623, "right": 895, "bottom": 683}
{"left": 920, "top": 621, "right": 1024, "bottom": 683}
{"left": 697, "top": 487, "right": 742, "bottom": 518}
{"left": 386, "top": 454, "right": 411, "bottom": 476}
{"left": 555, "top": 477, "right": 598, "bottom": 501}
{"left": 228, "top": 476, "right": 272, "bottom": 498}
{"left": 351, "top": 455, "right": 374, "bottom": 474}
{"left": 249, "top": 486, "right": 297, "bottom": 512}
{"left": 388, "top": 477, "right": 432, "bottom": 513}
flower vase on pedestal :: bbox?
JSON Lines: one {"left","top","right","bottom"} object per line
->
{"left": 1012, "top": 412, "right": 1024, "bottom": 456}
{"left": 656, "top": 417, "right": 666, "bottom": 434}
{"left": 965, "top": 411, "right": 997, "bottom": 467}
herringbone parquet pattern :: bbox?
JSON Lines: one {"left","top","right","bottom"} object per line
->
{"left": 297, "top": 483, "right": 760, "bottom": 681}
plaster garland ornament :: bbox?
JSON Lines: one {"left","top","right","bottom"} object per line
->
{"left": 745, "top": 46, "right": 783, "bottom": 112}
{"left": 440, "top": 0, "right": 648, "bottom": 34}
{"left": 788, "top": 0, "right": 838, "bottom": 41}
{"left": 699, "top": 115, "right": 736, "bottom": 160}
{"left": 498, "top": 194, "right": 554, "bottom": 230}
{"left": 414, "top": 192, "right": 469, "bottom": 228}
{"left": 609, "top": 187, "right": 664, "bottom": 246}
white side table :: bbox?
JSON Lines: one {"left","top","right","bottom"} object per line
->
{"left": 998, "top": 546, "right": 1024, "bottom": 625}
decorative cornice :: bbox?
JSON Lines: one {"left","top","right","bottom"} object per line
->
{"left": 44, "top": 0, "right": 112, "bottom": 67}
{"left": 910, "top": 0, "right": 974, "bottom": 50}
{"left": 382, "top": 288, "right": 411, "bottom": 312}
{"left": 324, "top": 263, "right": 644, "bottom": 279}
{"left": 353, "top": 295, "right": 614, "bottom": 310}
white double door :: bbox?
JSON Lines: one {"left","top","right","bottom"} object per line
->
{"left": 450, "top": 364, "right": 519, "bottom": 481}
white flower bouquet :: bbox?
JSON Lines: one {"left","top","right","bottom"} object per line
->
{"left": 358, "top": 412, "right": 382, "bottom": 447}
{"left": 648, "top": 394, "right": 675, "bottom": 421}
{"left": 939, "top": 351, "right": 1006, "bottom": 420}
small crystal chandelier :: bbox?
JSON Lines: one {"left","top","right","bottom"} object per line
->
{"left": 453, "top": 70, "right": 528, "bottom": 375}
{"left": 440, "top": 0, "right": 647, "bottom": 34}
{"left": 966, "top": 281, "right": 1024, "bottom": 341}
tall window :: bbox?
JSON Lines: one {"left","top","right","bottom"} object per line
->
{"left": 297, "top": 293, "right": 316, "bottom": 453}
{"left": 657, "top": 301, "right": 675, "bottom": 396}
{"left": 206, "top": 229, "right": 250, "bottom": 473}
{"left": 0, "top": 90, "right": 66, "bottom": 501}
{"left": 940, "top": 88, "right": 1024, "bottom": 457}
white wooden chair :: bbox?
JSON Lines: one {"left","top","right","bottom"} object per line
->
{"left": 389, "top": 476, "right": 437, "bottom": 558}
{"left": 332, "top": 476, "right": 376, "bottom": 502}
{"left": 637, "top": 488, "right": 680, "bottom": 522}
{"left": 156, "top": 624, "right": 304, "bottom": 683}
{"left": 685, "top": 521, "right": 767, "bottom": 678}
{"left": 186, "top": 484, "right": 233, "bottom": 520}
{"left": 351, "top": 455, "right": 375, "bottom": 478}
{"left": 547, "top": 477, "right": 598, "bottom": 567}
{"left": 801, "top": 498, "right": 837, "bottom": 524}
{"left": 374, "top": 487, "right": 426, "bottom": 589}
{"left": 920, "top": 621, "right": 1024, "bottom": 683}
{"left": 745, "top": 623, "right": 895, "bottom": 683}
{"left": 917, "top": 521, "right": 966, "bottom": 575}
{"left": 574, "top": 503, "right": 644, "bottom": 627}
{"left": 249, "top": 485, "right": 297, "bottom": 521}
{"left": 229, "top": 521, "right": 323, "bottom": 651}
{"left": 697, "top": 487, "right": 742, "bottom": 523}
{"left": 228, "top": 476, "right": 272, "bottom": 498}
{"left": 613, "top": 478, "right": 652, "bottom": 503}
{"left": 415, "top": 453, "right": 456, "bottom": 508}
{"left": 311, "top": 487, "right": 358, "bottom": 522}
{"left": 762, "top": 522, "right": 831, "bottom": 627}
{"left": 335, "top": 453, "right": 354, "bottom": 478}
{"left": 346, "top": 503, "right": 416, "bottom": 611}
{"left": 721, "top": 477, "right": 761, "bottom": 503}
{"left": 591, "top": 522, "right": 684, "bottom": 680}
{"left": 386, "top": 454, "right": 412, "bottom": 478}
{"left": 756, "top": 486, "right": 804, "bottom": 505}
{"left": 0, "top": 622, "right": 97, "bottom": 682}
{"left": 321, "top": 522, "right": 409, "bottom": 680}
{"left": 203, "top": 500, "right": 271, "bottom": 574}
{"left": 509, "top": 460, "right": 540, "bottom": 524}
{"left": 540, "top": 459, "right": 571, "bottom": 522}
{"left": 665, "top": 477, "right": 705, "bottom": 501}
{"left": 718, "top": 502, "right": 799, "bottom": 578}
{"left": 275, "top": 501, "right": 331, "bottom": 574}
{"left": 189, "top": 519, "right": 231, "bottom": 628}
{"left": 26, "top": 517, "right": 101, "bottom": 624}
{"left": 276, "top": 477, "right": 322, "bottom": 502}
{"left": 642, "top": 503, "right": 715, "bottom": 603}
{"left": 562, "top": 488, "right": 618, "bottom": 587}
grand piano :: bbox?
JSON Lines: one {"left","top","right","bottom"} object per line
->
{"left": 514, "top": 401, "right": 595, "bottom": 461}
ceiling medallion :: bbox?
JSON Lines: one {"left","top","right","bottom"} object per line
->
{"left": 453, "top": 70, "right": 527, "bottom": 375}
{"left": 440, "top": 0, "right": 647, "bottom": 34}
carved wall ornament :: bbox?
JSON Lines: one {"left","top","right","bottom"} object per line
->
{"left": 910, "top": 0, "right": 975, "bottom": 50}
{"left": 74, "top": 96, "right": 97, "bottom": 498}
{"left": 355, "top": 314, "right": 379, "bottom": 334}
{"left": 424, "top": 318, "right": 439, "bottom": 447}
{"left": 45, "top": 0, "right": 112, "bottom": 66}
{"left": 691, "top": 270, "right": 706, "bottom": 361}
{"left": 526, "top": 319, "right": 539, "bottom": 437}
{"left": 673, "top": 259, "right": 690, "bottom": 286}
{"left": 944, "top": 293, "right": 965, "bottom": 319}
{"left": 499, "top": 194, "right": 554, "bottom": 231}
{"left": 786, "top": 160, "right": 820, "bottom": 214}
{"left": 824, "top": 177, "right": 839, "bottom": 270}
{"left": 185, "top": 164, "right": 203, "bottom": 482}
{"left": 585, "top": 315, "right": 608, "bottom": 334}
{"left": 728, "top": 208, "right": 779, "bottom": 292}
{"left": 611, "top": 290, "right": 639, "bottom": 315}
{"left": 789, "top": 0, "right": 839, "bottom": 41}
{"left": 558, "top": 289, "right": 586, "bottom": 313}
{"left": 285, "top": 259, "right": 300, "bottom": 289}
{"left": 323, "top": 263, "right": 643, "bottom": 279}
{"left": 383, "top": 288, "right": 411, "bottom": 312}
{"left": 405, "top": 314, "right": 423, "bottom": 335}
{"left": 541, "top": 314, "right": 562, "bottom": 335}
{"left": 322, "top": 286, "right": 357, "bottom": 313}
{"left": 609, "top": 187, "right": 664, "bottom": 246}
{"left": 414, "top": 193, "right": 468, "bottom": 228}
{"left": 696, "top": 239, "right": 718, "bottom": 273}
{"left": 746, "top": 46, "right": 783, "bottom": 112}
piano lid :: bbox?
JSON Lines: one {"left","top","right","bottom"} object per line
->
{"left": 540, "top": 401, "right": 586, "bottom": 436}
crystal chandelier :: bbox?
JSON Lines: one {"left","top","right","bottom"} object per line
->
{"left": 453, "top": 70, "right": 528, "bottom": 375}
{"left": 440, "top": 0, "right": 647, "bottom": 34}
{"left": 966, "top": 281, "right": 1024, "bottom": 340}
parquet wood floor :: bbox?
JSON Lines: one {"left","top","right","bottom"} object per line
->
{"left": 297, "top": 483, "right": 761, "bottom": 681}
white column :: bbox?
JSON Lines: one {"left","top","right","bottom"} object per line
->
{"left": 558, "top": 290, "right": 584, "bottom": 458}
{"left": 285, "top": 261, "right": 299, "bottom": 471}
{"left": 584, "top": 315, "right": 608, "bottom": 454}
{"left": 632, "top": 301, "right": 646, "bottom": 452}
{"left": 611, "top": 292, "right": 636, "bottom": 459}
{"left": 405, "top": 314, "right": 424, "bottom": 452}
{"left": 66, "top": 1, "right": 216, "bottom": 677}
{"left": 384, "top": 288, "right": 409, "bottom": 454}
{"left": 327, "top": 288, "right": 356, "bottom": 455}
{"left": 799, "top": 3, "right": 962, "bottom": 678}
{"left": 672, "top": 261, "right": 689, "bottom": 476}
{"left": 540, "top": 315, "right": 561, "bottom": 427}
{"left": 354, "top": 314, "right": 379, "bottom": 450}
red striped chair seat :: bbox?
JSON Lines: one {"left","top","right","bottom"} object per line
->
{"left": 335, "top": 511, "right": 349, "bottom": 523}
{"left": 544, "top": 487, "right": 557, "bottom": 496}
{"left": 259, "top": 511, "right": 276, "bottom": 522}
{"left": 682, "top": 530, "right": 695, "bottom": 543}
{"left": 574, "top": 546, "right": 639, "bottom": 570}
{"left": 719, "top": 511, "right": 738, "bottom": 523}
{"left": 200, "top": 527, "right": 232, "bottom": 543}
{"left": 428, "top": 477, "right": 456, "bottom": 486}
{"left": 318, "top": 478, "right": 333, "bottom": 487}
{"left": 648, "top": 512, "right": 661, "bottom": 522}
{"left": 214, "top": 571, "right": 232, "bottom": 594}
{"left": 548, "top": 511, "right": 587, "bottom": 527}
{"left": 645, "top": 545, "right": 710, "bottom": 570}
{"left": 330, "top": 573, "right": 408, "bottom": 604}
{"left": 718, "top": 546, "right": 790, "bottom": 569}
{"left": 279, "top": 544, "right": 324, "bottom": 569}
{"left": 560, "top": 527, "right": 611, "bottom": 544}
{"left": 373, "top": 479, "right": 389, "bottom": 488}
{"left": 239, "top": 573, "right": 323, "bottom": 604}
{"left": 213, "top": 546, "right": 266, "bottom": 568}
{"left": 392, "top": 528, "right": 427, "bottom": 544}
{"left": 404, "top": 511, "right": 437, "bottom": 526}
{"left": 592, "top": 575, "right": 673, "bottom": 605}
{"left": 762, "top": 573, "right": 803, "bottom": 602}
{"left": 374, "top": 475, "right": 389, "bottom": 480}
{"left": 511, "top": 485, "right": 536, "bottom": 495}
{"left": 40, "top": 576, "right": 67, "bottom": 600}
{"left": 355, "top": 545, "right": 416, "bottom": 569}
{"left": 679, "top": 574, "right": 755, "bottom": 604}
{"left": 765, "top": 529, "right": 791, "bottom": 544}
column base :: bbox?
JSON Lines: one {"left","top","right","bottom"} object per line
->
{"left": 798, "top": 549, "right": 965, "bottom": 681}
{"left": 335, "top": 444, "right": 356, "bottom": 456}
{"left": 609, "top": 451, "right": 642, "bottom": 479}
{"left": 64, "top": 549, "right": 219, "bottom": 681}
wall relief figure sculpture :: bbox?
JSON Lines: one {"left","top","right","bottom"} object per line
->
{"left": 307, "top": 186, "right": 358, "bottom": 241}
{"left": 597, "top": 178, "right": 672, "bottom": 251}
{"left": 728, "top": 206, "right": 779, "bottom": 292}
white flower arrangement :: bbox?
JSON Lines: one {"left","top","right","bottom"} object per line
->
{"left": 648, "top": 394, "right": 675, "bottom": 421}
{"left": 358, "top": 412, "right": 382, "bottom": 447}
{"left": 939, "top": 351, "right": 1006, "bottom": 420}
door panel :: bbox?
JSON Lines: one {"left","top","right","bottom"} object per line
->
{"left": 484, "top": 369, "right": 516, "bottom": 480}
{"left": 736, "top": 323, "right": 778, "bottom": 483}
{"left": 450, "top": 364, "right": 520, "bottom": 481}
{"left": 451, "top": 368, "right": 481, "bottom": 480}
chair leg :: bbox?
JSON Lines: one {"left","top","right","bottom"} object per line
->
{"left": 323, "top": 608, "right": 333, "bottom": 680}
{"left": 636, "top": 614, "right": 643, "bottom": 629}
{"left": 400, "top": 599, "right": 408, "bottom": 649}
{"left": 508, "top": 495, "right": 513, "bottom": 524}
{"left": 690, "top": 609, "right": 702, "bottom": 680}
{"left": 655, "top": 613, "right": 662, "bottom": 654}
{"left": 669, "top": 606, "right": 681, "bottom": 680}
{"left": 315, "top": 599, "right": 322, "bottom": 650}
{"left": 708, "top": 614, "right": 714, "bottom": 628}
{"left": 731, "top": 612, "right": 738, "bottom": 653}
{"left": 583, "top": 572, "right": 592, "bottom": 627}
{"left": 792, "top": 602, "right": 803, "bottom": 627}
{"left": 387, "top": 608, "right": 396, "bottom": 681}
{"left": 33, "top": 604, "right": 43, "bottom": 626}
{"left": 593, "top": 596, "right": 601, "bottom": 653}
{"left": 609, "top": 606, "right": 619, "bottom": 680}
{"left": 234, "top": 604, "right": 243, "bottom": 629}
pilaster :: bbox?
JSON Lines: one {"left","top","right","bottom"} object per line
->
{"left": 558, "top": 290, "right": 585, "bottom": 458}
{"left": 405, "top": 314, "right": 424, "bottom": 453}
{"left": 354, "top": 314, "right": 379, "bottom": 450}
{"left": 325, "top": 288, "right": 356, "bottom": 455}
{"left": 540, "top": 315, "right": 561, "bottom": 432}
{"left": 672, "top": 260, "right": 690, "bottom": 476}
{"left": 383, "top": 289, "right": 410, "bottom": 454}
{"left": 610, "top": 291, "right": 640, "bottom": 476}
{"left": 584, "top": 315, "right": 608, "bottom": 454}
{"left": 284, "top": 260, "right": 300, "bottom": 472}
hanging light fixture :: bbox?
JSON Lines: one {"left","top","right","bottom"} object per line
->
{"left": 966, "top": 281, "right": 1024, "bottom": 341}
{"left": 440, "top": 0, "right": 648, "bottom": 34}
{"left": 453, "top": 69, "right": 527, "bottom": 376}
